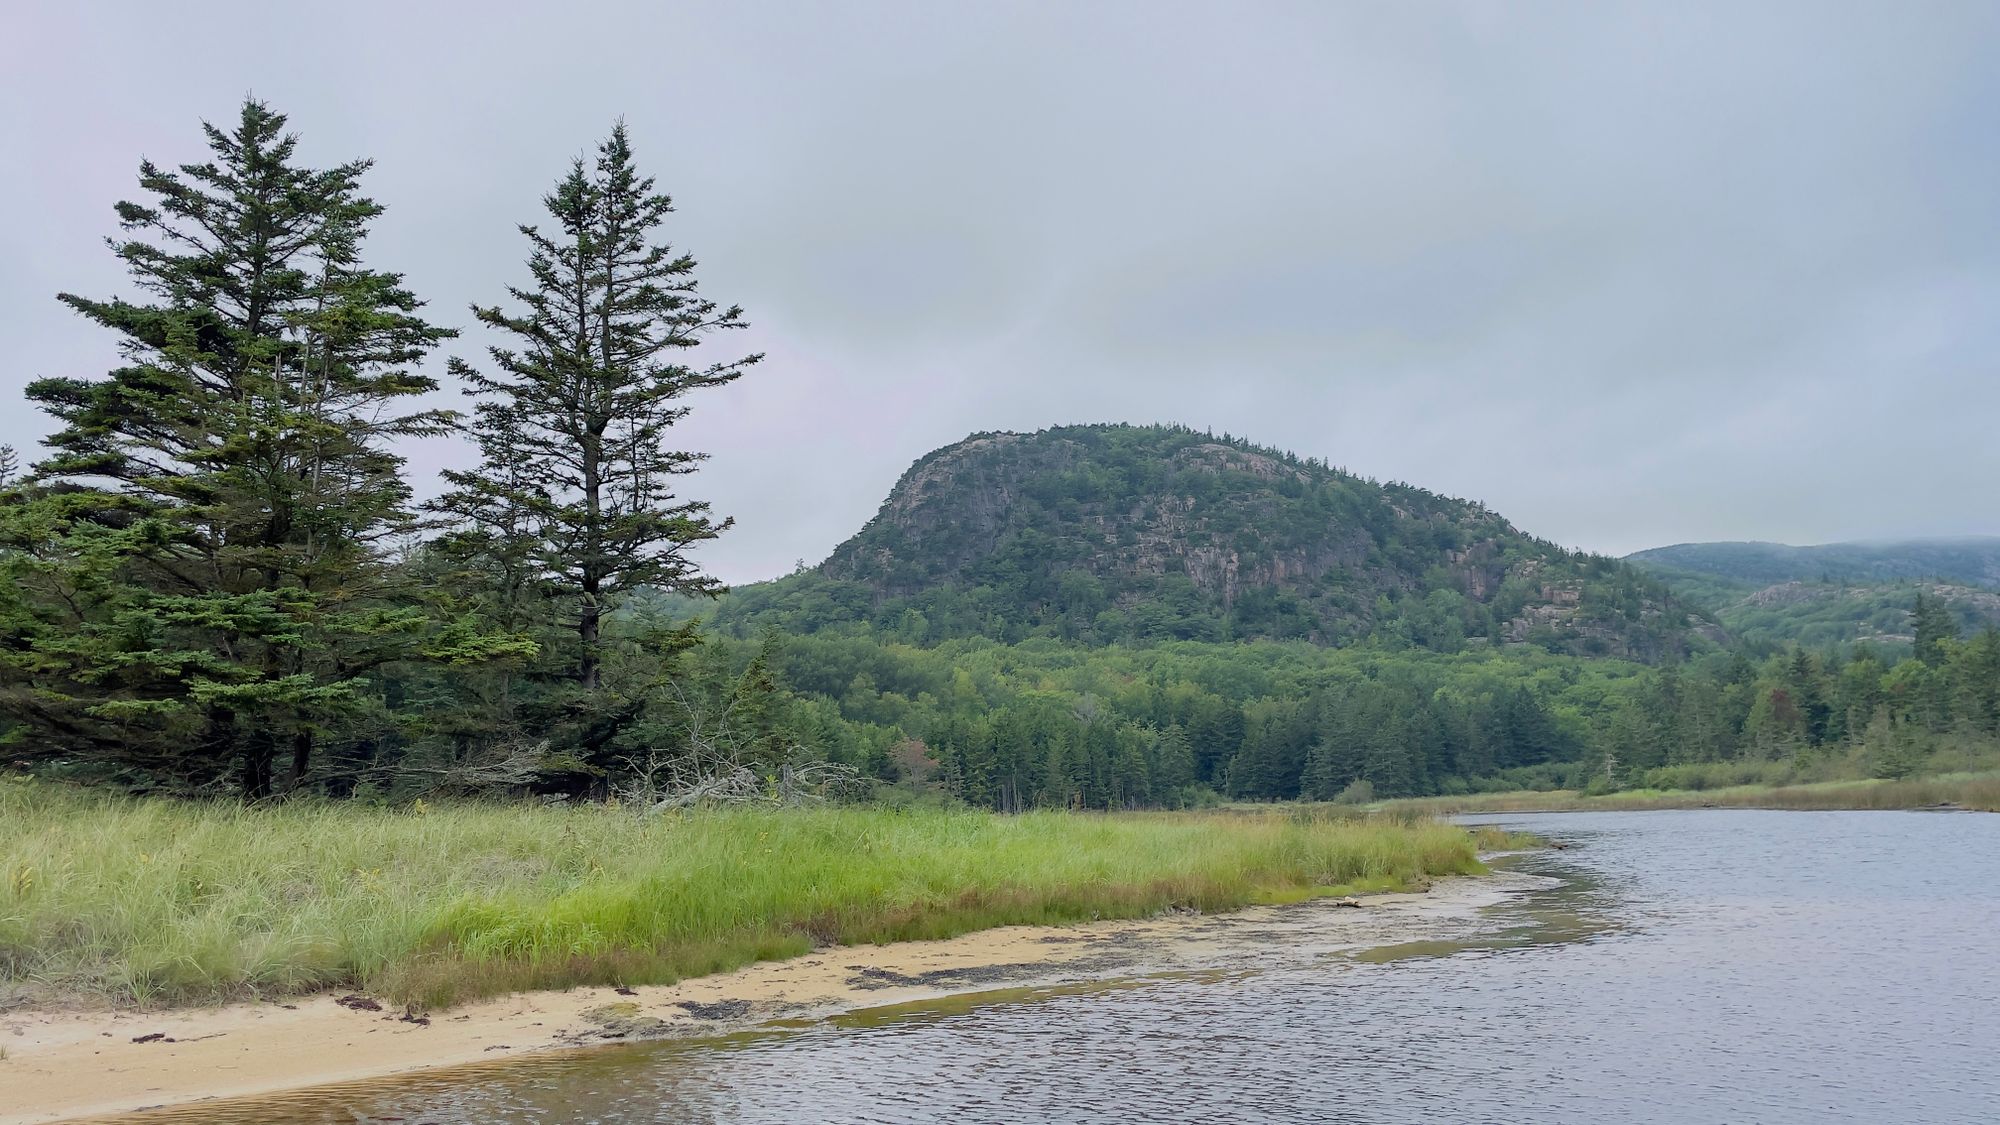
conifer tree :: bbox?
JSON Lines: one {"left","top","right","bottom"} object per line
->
{"left": 1149, "top": 725, "right": 1196, "bottom": 795}
{"left": 726, "top": 633, "right": 791, "bottom": 766}
{"left": 1912, "top": 590, "right": 1957, "bottom": 667}
{"left": 0, "top": 101, "right": 477, "bottom": 795}
{"left": 1964, "top": 627, "right": 2000, "bottom": 736}
{"left": 437, "top": 124, "right": 758, "bottom": 695}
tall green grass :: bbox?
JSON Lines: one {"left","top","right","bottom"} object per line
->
{"left": 0, "top": 777, "right": 1484, "bottom": 1010}
{"left": 1378, "top": 771, "right": 2000, "bottom": 816}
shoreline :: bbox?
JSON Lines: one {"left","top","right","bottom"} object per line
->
{"left": 0, "top": 869, "right": 1543, "bottom": 1124}
{"left": 0, "top": 793, "right": 1491, "bottom": 1014}
{"left": 1378, "top": 771, "right": 2000, "bottom": 816}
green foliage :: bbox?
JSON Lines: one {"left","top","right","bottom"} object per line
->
{"left": 1332, "top": 778, "right": 1375, "bottom": 805}
{"left": 0, "top": 101, "right": 467, "bottom": 796}
{"left": 652, "top": 611, "right": 2000, "bottom": 810}
{"left": 678, "top": 631, "right": 1629, "bottom": 809}
{"left": 0, "top": 778, "right": 1481, "bottom": 1008}
{"left": 1646, "top": 575, "right": 2000, "bottom": 651}
{"left": 4, "top": 103, "right": 1994, "bottom": 823}
{"left": 1913, "top": 588, "right": 1959, "bottom": 666}
{"left": 1630, "top": 540, "right": 2000, "bottom": 650}
{"left": 710, "top": 424, "right": 1706, "bottom": 661}
{"left": 0, "top": 105, "right": 761, "bottom": 803}
{"left": 1629, "top": 538, "right": 2000, "bottom": 589}
{"left": 433, "top": 124, "right": 757, "bottom": 695}
{"left": 1381, "top": 769, "right": 2000, "bottom": 815}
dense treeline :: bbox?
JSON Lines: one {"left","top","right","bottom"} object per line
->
{"left": 665, "top": 609, "right": 2000, "bottom": 810}
{"left": 2, "top": 101, "right": 1995, "bottom": 809}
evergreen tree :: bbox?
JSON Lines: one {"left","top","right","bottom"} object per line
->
{"left": 1363, "top": 713, "right": 1421, "bottom": 798}
{"left": 1109, "top": 726, "right": 1153, "bottom": 807}
{"left": 437, "top": 123, "right": 758, "bottom": 696}
{"left": 1149, "top": 724, "right": 1196, "bottom": 796}
{"left": 1299, "top": 738, "right": 1337, "bottom": 800}
{"left": 1228, "top": 708, "right": 1283, "bottom": 799}
{"left": 1786, "top": 650, "right": 1831, "bottom": 748}
{"left": 1310, "top": 693, "right": 1369, "bottom": 795}
{"left": 1912, "top": 590, "right": 1957, "bottom": 667}
{"left": 0, "top": 101, "right": 485, "bottom": 795}
{"left": 1496, "top": 687, "right": 1568, "bottom": 767}
{"left": 1187, "top": 697, "right": 1245, "bottom": 783}
{"left": 728, "top": 633, "right": 792, "bottom": 766}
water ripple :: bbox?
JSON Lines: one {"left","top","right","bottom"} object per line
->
{"left": 119, "top": 810, "right": 2000, "bottom": 1125}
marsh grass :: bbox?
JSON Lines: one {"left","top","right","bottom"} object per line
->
{"left": 0, "top": 777, "right": 1484, "bottom": 1010}
{"left": 1377, "top": 771, "right": 2000, "bottom": 816}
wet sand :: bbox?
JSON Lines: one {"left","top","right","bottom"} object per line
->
{"left": 0, "top": 871, "right": 1541, "bottom": 1124}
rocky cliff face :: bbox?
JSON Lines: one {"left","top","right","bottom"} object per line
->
{"left": 1624, "top": 539, "right": 2000, "bottom": 647}
{"left": 807, "top": 424, "right": 1704, "bottom": 660}
{"left": 1729, "top": 579, "right": 2000, "bottom": 645}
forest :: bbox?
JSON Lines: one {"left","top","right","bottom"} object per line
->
{"left": 3, "top": 100, "right": 1997, "bottom": 811}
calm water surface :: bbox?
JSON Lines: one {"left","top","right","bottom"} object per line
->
{"left": 154, "top": 811, "right": 2000, "bottom": 1123}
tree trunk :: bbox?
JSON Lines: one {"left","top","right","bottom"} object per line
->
{"left": 200, "top": 706, "right": 238, "bottom": 783}
{"left": 579, "top": 597, "right": 601, "bottom": 691}
{"left": 286, "top": 728, "right": 314, "bottom": 794}
{"left": 241, "top": 732, "right": 275, "bottom": 800}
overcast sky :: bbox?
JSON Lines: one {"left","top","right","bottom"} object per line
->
{"left": 3, "top": 2, "right": 1996, "bottom": 585}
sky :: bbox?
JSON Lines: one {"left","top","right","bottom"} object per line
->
{"left": 3, "top": 2, "right": 1997, "bottom": 585}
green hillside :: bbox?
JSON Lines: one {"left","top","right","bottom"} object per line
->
{"left": 1706, "top": 581, "right": 2000, "bottom": 649}
{"left": 712, "top": 424, "right": 1709, "bottom": 661}
{"left": 1629, "top": 539, "right": 2000, "bottom": 589}
{"left": 1627, "top": 539, "right": 2000, "bottom": 648}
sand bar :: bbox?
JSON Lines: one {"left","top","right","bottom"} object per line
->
{"left": 0, "top": 870, "right": 1544, "bottom": 1124}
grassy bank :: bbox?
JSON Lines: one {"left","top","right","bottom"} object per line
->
{"left": 0, "top": 777, "right": 1487, "bottom": 1011}
{"left": 1376, "top": 770, "right": 2000, "bottom": 816}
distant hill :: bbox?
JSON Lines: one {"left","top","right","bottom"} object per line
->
{"left": 1628, "top": 539, "right": 2000, "bottom": 590}
{"left": 709, "top": 424, "right": 1710, "bottom": 660}
{"left": 1626, "top": 539, "right": 2000, "bottom": 648}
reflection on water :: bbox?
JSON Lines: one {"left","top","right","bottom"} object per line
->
{"left": 825, "top": 969, "right": 1242, "bottom": 1030}
{"left": 111, "top": 811, "right": 2000, "bottom": 1124}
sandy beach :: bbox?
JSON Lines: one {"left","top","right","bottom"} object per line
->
{"left": 0, "top": 870, "right": 1541, "bottom": 1124}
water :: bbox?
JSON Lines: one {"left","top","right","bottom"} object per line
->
{"left": 139, "top": 811, "right": 2000, "bottom": 1123}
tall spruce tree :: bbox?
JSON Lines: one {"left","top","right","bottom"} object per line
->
{"left": 0, "top": 101, "right": 470, "bottom": 795}
{"left": 437, "top": 125, "right": 758, "bottom": 696}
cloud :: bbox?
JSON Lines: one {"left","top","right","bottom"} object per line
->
{"left": 4, "top": 1, "right": 1996, "bottom": 583}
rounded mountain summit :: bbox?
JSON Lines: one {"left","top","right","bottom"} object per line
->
{"left": 707, "top": 424, "right": 1713, "bottom": 661}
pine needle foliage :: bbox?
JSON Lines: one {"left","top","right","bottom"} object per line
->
{"left": 436, "top": 124, "right": 758, "bottom": 693}
{"left": 0, "top": 101, "right": 499, "bottom": 795}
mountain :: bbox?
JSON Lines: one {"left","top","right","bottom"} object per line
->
{"left": 1627, "top": 539, "right": 2000, "bottom": 590}
{"left": 1718, "top": 580, "right": 2000, "bottom": 648}
{"left": 712, "top": 424, "right": 1710, "bottom": 660}
{"left": 1626, "top": 539, "right": 2000, "bottom": 648}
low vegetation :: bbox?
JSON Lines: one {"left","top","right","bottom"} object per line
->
{"left": 0, "top": 777, "right": 1486, "bottom": 1011}
{"left": 1466, "top": 824, "right": 1546, "bottom": 851}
